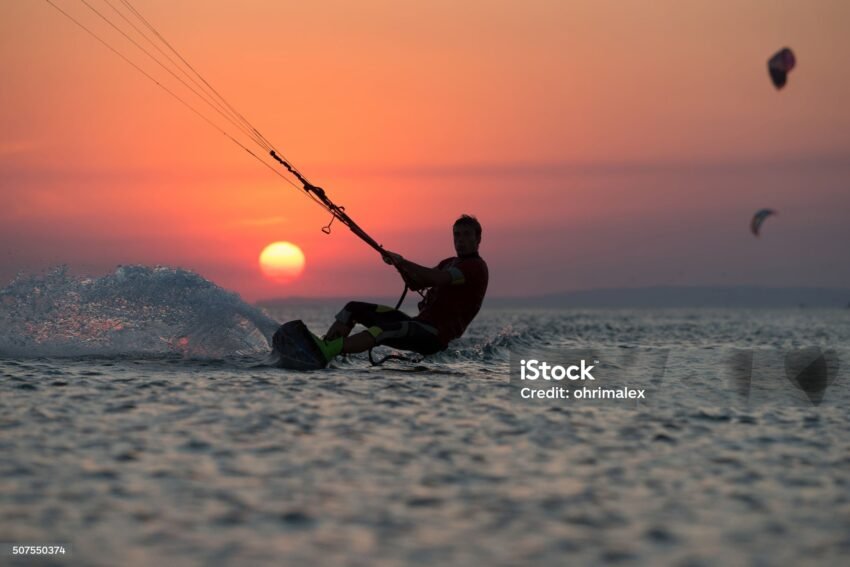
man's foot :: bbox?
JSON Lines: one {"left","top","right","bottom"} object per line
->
{"left": 310, "top": 333, "right": 344, "bottom": 363}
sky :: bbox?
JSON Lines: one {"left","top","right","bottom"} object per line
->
{"left": 1, "top": 0, "right": 849, "bottom": 301}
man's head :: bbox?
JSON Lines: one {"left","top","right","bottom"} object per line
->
{"left": 453, "top": 214, "right": 482, "bottom": 256}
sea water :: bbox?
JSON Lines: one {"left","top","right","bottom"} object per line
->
{"left": 2, "top": 267, "right": 849, "bottom": 566}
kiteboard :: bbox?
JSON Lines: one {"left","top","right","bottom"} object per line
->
{"left": 272, "top": 320, "right": 328, "bottom": 370}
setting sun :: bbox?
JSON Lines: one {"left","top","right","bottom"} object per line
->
{"left": 259, "top": 242, "right": 305, "bottom": 283}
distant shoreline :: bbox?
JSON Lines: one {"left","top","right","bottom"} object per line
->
{"left": 257, "top": 286, "right": 850, "bottom": 309}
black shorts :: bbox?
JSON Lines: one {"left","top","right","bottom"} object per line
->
{"left": 336, "top": 301, "right": 444, "bottom": 355}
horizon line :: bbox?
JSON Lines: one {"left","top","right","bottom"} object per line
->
{"left": 255, "top": 284, "right": 850, "bottom": 303}
{"left": 5, "top": 152, "right": 850, "bottom": 182}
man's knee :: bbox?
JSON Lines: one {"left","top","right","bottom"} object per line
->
{"left": 373, "top": 321, "right": 408, "bottom": 344}
{"left": 337, "top": 301, "right": 373, "bottom": 325}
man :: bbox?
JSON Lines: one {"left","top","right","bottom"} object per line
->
{"left": 311, "top": 214, "right": 489, "bottom": 364}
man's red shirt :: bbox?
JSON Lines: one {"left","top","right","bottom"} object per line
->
{"left": 414, "top": 254, "right": 488, "bottom": 347}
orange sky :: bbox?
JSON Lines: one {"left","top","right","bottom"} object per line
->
{"left": 2, "top": 1, "right": 850, "bottom": 300}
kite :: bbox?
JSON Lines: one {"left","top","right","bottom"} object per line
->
{"left": 751, "top": 209, "right": 777, "bottom": 237}
{"left": 768, "top": 48, "right": 796, "bottom": 89}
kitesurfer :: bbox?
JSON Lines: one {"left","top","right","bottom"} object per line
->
{"left": 311, "top": 215, "right": 489, "bottom": 363}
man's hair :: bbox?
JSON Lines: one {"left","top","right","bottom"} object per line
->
{"left": 454, "top": 214, "right": 482, "bottom": 240}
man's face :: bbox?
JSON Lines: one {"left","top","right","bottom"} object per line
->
{"left": 453, "top": 224, "right": 480, "bottom": 256}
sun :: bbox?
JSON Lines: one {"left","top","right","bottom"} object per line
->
{"left": 259, "top": 241, "right": 305, "bottom": 282}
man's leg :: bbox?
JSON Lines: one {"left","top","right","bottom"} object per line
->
{"left": 312, "top": 327, "right": 379, "bottom": 362}
{"left": 315, "top": 302, "right": 408, "bottom": 362}
{"left": 338, "top": 322, "right": 439, "bottom": 356}
{"left": 324, "top": 302, "right": 406, "bottom": 340}
{"left": 324, "top": 320, "right": 353, "bottom": 341}
{"left": 379, "top": 321, "right": 444, "bottom": 355}
{"left": 312, "top": 321, "right": 440, "bottom": 363}
{"left": 323, "top": 301, "right": 374, "bottom": 340}
{"left": 342, "top": 329, "right": 378, "bottom": 354}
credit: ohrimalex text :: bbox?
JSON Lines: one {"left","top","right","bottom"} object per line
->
{"left": 517, "top": 358, "right": 646, "bottom": 400}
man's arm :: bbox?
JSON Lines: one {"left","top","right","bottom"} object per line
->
{"left": 385, "top": 252, "right": 451, "bottom": 291}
